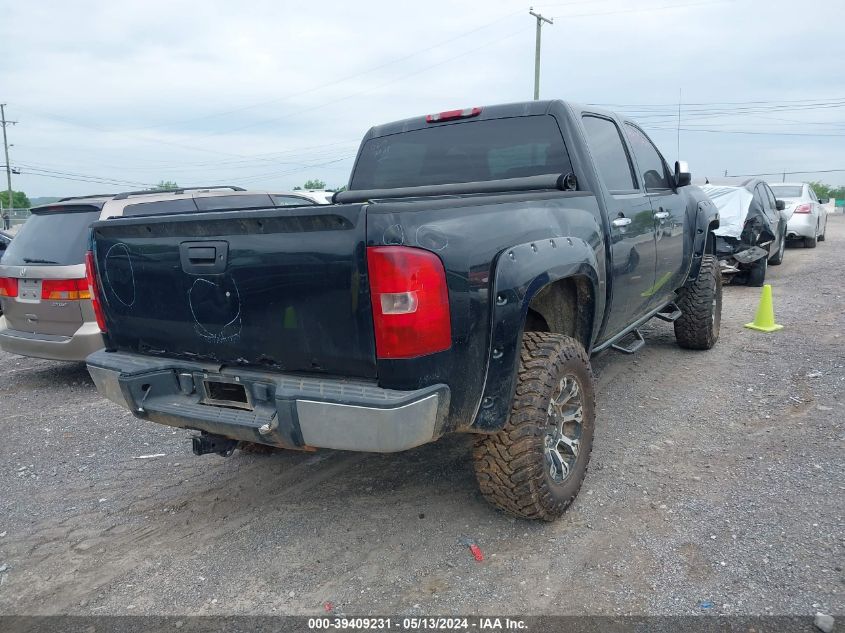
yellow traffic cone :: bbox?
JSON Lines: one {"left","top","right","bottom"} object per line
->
{"left": 744, "top": 284, "right": 783, "bottom": 332}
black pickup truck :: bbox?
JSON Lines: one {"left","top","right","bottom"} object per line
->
{"left": 86, "top": 100, "right": 721, "bottom": 521}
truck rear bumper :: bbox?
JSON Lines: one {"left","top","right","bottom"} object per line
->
{"left": 87, "top": 350, "right": 450, "bottom": 453}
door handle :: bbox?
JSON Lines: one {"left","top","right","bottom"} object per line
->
{"left": 179, "top": 241, "right": 229, "bottom": 274}
{"left": 654, "top": 211, "right": 670, "bottom": 220}
{"left": 611, "top": 217, "right": 632, "bottom": 228}
{"left": 187, "top": 246, "right": 217, "bottom": 263}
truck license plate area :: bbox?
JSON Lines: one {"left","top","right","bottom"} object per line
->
{"left": 201, "top": 378, "right": 253, "bottom": 411}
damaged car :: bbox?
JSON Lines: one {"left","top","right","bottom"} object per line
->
{"left": 701, "top": 179, "right": 787, "bottom": 286}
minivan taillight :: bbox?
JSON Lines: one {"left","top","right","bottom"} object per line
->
{"left": 41, "top": 278, "right": 91, "bottom": 300}
{"left": 367, "top": 246, "right": 451, "bottom": 359}
{"left": 0, "top": 277, "right": 18, "bottom": 298}
{"left": 794, "top": 203, "right": 812, "bottom": 214}
{"left": 85, "top": 251, "right": 107, "bottom": 332}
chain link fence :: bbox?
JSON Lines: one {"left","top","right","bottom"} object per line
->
{"left": 0, "top": 207, "right": 30, "bottom": 231}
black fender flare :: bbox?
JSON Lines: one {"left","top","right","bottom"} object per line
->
{"left": 686, "top": 198, "right": 720, "bottom": 282}
{"left": 470, "top": 237, "right": 599, "bottom": 432}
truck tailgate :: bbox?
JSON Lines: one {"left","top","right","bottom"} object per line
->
{"left": 91, "top": 205, "right": 377, "bottom": 378}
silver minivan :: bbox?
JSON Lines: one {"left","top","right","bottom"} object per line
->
{"left": 0, "top": 186, "right": 330, "bottom": 361}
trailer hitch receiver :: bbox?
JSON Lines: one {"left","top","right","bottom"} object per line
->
{"left": 192, "top": 433, "right": 238, "bottom": 457}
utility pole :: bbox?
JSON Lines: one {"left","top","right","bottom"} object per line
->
{"left": 1, "top": 104, "right": 15, "bottom": 212}
{"left": 676, "top": 88, "right": 682, "bottom": 162}
{"left": 529, "top": 8, "right": 553, "bottom": 101}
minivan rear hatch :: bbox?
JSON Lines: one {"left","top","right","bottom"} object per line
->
{"left": 0, "top": 204, "right": 103, "bottom": 335}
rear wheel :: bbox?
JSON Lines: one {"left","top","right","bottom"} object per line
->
{"left": 804, "top": 226, "right": 818, "bottom": 248}
{"left": 472, "top": 332, "right": 595, "bottom": 521}
{"left": 674, "top": 254, "right": 721, "bottom": 350}
{"left": 746, "top": 255, "right": 767, "bottom": 287}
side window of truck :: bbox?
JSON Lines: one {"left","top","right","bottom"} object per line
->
{"left": 623, "top": 124, "right": 673, "bottom": 191}
{"left": 581, "top": 115, "right": 638, "bottom": 193}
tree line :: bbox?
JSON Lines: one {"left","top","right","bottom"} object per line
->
{"left": 808, "top": 181, "right": 845, "bottom": 201}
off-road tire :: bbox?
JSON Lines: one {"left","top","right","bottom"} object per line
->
{"left": 472, "top": 332, "right": 595, "bottom": 521}
{"left": 746, "top": 255, "right": 767, "bottom": 287}
{"left": 674, "top": 254, "right": 721, "bottom": 350}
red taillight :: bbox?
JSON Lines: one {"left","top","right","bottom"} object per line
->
{"left": 41, "top": 278, "right": 91, "bottom": 300}
{"left": 85, "top": 251, "right": 107, "bottom": 332}
{"left": 367, "top": 246, "right": 451, "bottom": 359}
{"left": 793, "top": 203, "right": 812, "bottom": 214}
{"left": 425, "top": 107, "right": 482, "bottom": 123}
{"left": 0, "top": 277, "right": 18, "bottom": 298}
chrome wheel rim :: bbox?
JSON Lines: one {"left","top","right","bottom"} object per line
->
{"left": 545, "top": 375, "right": 583, "bottom": 484}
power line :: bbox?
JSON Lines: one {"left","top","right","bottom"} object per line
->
{"left": 15, "top": 171, "right": 152, "bottom": 188}
{"left": 195, "top": 24, "right": 533, "bottom": 139}
{"left": 551, "top": 0, "right": 728, "bottom": 19}
{"left": 15, "top": 20, "right": 532, "bottom": 157}
{"left": 1, "top": 104, "right": 16, "bottom": 211}
{"left": 644, "top": 125, "right": 845, "bottom": 137}
{"left": 724, "top": 168, "right": 845, "bottom": 178}
{"left": 234, "top": 155, "right": 357, "bottom": 185}
{"left": 138, "top": 0, "right": 620, "bottom": 132}
{"left": 15, "top": 164, "right": 154, "bottom": 187}
{"left": 591, "top": 96, "right": 845, "bottom": 108}
{"left": 133, "top": 9, "right": 527, "bottom": 132}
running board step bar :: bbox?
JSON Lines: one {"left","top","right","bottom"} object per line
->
{"left": 654, "top": 302, "right": 683, "bottom": 323}
{"left": 611, "top": 329, "right": 645, "bottom": 354}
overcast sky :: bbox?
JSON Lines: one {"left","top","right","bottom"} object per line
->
{"left": 1, "top": 0, "right": 844, "bottom": 198}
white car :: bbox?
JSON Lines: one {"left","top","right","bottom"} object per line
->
{"left": 281, "top": 189, "right": 336, "bottom": 205}
{"left": 770, "top": 182, "right": 828, "bottom": 248}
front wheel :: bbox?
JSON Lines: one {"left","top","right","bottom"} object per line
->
{"left": 472, "top": 332, "right": 595, "bottom": 521}
{"left": 674, "top": 254, "right": 722, "bottom": 350}
{"left": 769, "top": 231, "right": 786, "bottom": 265}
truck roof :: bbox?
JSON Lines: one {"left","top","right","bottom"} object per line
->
{"left": 362, "top": 100, "right": 613, "bottom": 139}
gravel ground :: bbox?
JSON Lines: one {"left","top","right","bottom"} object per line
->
{"left": 0, "top": 217, "right": 842, "bottom": 618}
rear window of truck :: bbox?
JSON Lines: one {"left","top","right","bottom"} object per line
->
{"left": 2, "top": 205, "right": 103, "bottom": 266}
{"left": 350, "top": 115, "right": 573, "bottom": 189}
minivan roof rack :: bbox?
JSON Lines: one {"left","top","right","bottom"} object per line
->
{"left": 57, "top": 193, "right": 117, "bottom": 202}
{"left": 112, "top": 185, "right": 246, "bottom": 200}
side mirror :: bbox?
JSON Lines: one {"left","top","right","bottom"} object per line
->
{"left": 674, "top": 160, "right": 691, "bottom": 187}
{"left": 818, "top": 198, "right": 829, "bottom": 204}
{"left": 776, "top": 199, "right": 786, "bottom": 211}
